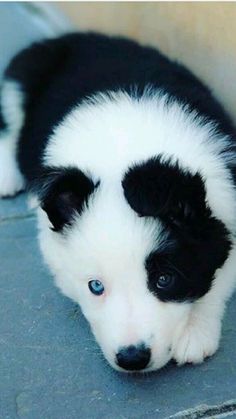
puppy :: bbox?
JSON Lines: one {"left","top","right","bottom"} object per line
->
{"left": 0, "top": 33, "right": 236, "bottom": 372}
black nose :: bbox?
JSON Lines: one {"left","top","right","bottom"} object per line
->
{"left": 116, "top": 343, "right": 151, "bottom": 371}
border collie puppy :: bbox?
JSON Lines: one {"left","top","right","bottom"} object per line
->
{"left": 0, "top": 33, "right": 236, "bottom": 372}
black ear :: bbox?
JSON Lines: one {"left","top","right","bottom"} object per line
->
{"left": 122, "top": 157, "right": 208, "bottom": 226}
{"left": 38, "top": 167, "right": 99, "bottom": 232}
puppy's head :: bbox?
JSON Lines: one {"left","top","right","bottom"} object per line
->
{"left": 37, "top": 157, "right": 231, "bottom": 372}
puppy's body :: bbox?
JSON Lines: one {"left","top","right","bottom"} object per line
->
{"left": 0, "top": 33, "right": 236, "bottom": 372}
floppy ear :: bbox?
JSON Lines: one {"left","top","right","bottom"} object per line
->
{"left": 122, "top": 157, "right": 208, "bottom": 225}
{"left": 38, "top": 167, "right": 99, "bottom": 231}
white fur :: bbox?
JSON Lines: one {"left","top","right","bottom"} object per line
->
{"left": 0, "top": 81, "right": 25, "bottom": 197}
{"left": 38, "top": 90, "right": 236, "bottom": 371}
{"left": 172, "top": 243, "right": 236, "bottom": 364}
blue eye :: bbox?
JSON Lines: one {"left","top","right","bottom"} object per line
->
{"left": 88, "top": 280, "right": 105, "bottom": 296}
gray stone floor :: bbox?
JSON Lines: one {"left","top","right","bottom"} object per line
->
{"left": 1, "top": 194, "right": 236, "bottom": 419}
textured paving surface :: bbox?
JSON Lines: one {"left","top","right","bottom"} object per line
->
{"left": 1, "top": 194, "right": 236, "bottom": 419}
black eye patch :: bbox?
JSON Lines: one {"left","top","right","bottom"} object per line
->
{"left": 145, "top": 218, "right": 231, "bottom": 303}
{"left": 145, "top": 253, "right": 190, "bottom": 302}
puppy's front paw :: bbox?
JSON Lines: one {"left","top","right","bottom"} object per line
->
{"left": 173, "top": 318, "right": 221, "bottom": 365}
{"left": 0, "top": 140, "right": 25, "bottom": 198}
{"left": 0, "top": 166, "right": 25, "bottom": 197}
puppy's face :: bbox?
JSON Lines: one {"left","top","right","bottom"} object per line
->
{"left": 38, "top": 157, "right": 230, "bottom": 372}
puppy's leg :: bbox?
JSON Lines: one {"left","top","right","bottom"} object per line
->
{"left": 0, "top": 35, "right": 76, "bottom": 199}
{"left": 172, "top": 244, "right": 236, "bottom": 364}
{"left": 0, "top": 80, "right": 25, "bottom": 197}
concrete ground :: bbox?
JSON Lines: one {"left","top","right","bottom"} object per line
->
{"left": 1, "top": 3, "right": 236, "bottom": 419}
{"left": 1, "top": 198, "right": 236, "bottom": 419}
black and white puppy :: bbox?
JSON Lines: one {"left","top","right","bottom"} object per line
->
{"left": 0, "top": 33, "right": 236, "bottom": 372}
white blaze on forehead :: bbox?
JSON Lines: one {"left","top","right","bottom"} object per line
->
{"left": 66, "top": 182, "right": 163, "bottom": 279}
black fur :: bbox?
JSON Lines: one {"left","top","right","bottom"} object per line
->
{"left": 145, "top": 219, "right": 231, "bottom": 302}
{"left": 2, "top": 32, "right": 235, "bottom": 183}
{"left": 122, "top": 157, "right": 231, "bottom": 301}
{"left": 0, "top": 110, "right": 6, "bottom": 132}
{"left": 122, "top": 156, "right": 207, "bottom": 228}
{"left": 37, "top": 167, "right": 99, "bottom": 232}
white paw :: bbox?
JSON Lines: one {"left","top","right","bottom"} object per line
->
{"left": 0, "top": 140, "right": 25, "bottom": 197}
{"left": 0, "top": 166, "right": 25, "bottom": 197}
{"left": 173, "top": 318, "right": 220, "bottom": 365}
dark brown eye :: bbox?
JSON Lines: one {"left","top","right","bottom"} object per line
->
{"left": 156, "top": 274, "right": 175, "bottom": 289}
